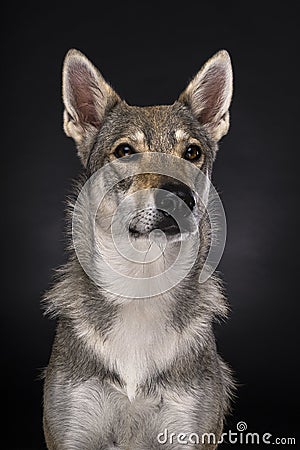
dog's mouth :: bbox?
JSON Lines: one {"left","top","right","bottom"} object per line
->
{"left": 128, "top": 207, "right": 195, "bottom": 239}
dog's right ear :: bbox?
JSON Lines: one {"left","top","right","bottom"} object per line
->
{"left": 62, "top": 49, "right": 120, "bottom": 165}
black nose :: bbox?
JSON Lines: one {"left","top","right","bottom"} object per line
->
{"left": 154, "top": 182, "right": 195, "bottom": 217}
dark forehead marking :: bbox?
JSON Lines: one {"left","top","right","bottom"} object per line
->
{"left": 139, "top": 108, "right": 177, "bottom": 150}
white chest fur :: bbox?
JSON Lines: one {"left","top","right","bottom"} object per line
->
{"left": 75, "top": 297, "right": 194, "bottom": 401}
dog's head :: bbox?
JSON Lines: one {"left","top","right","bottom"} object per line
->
{"left": 63, "top": 49, "right": 232, "bottom": 244}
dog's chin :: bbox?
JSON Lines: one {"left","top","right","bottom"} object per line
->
{"left": 128, "top": 226, "right": 190, "bottom": 243}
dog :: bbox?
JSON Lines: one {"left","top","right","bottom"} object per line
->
{"left": 43, "top": 48, "right": 234, "bottom": 449}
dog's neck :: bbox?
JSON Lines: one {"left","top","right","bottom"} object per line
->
{"left": 94, "top": 232, "right": 180, "bottom": 299}
{"left": 45, "top": 213, "right": 227, "bottom": 330}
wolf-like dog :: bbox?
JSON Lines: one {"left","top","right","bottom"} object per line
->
{"left": 43, "top": 49, "right": 234, "bottom": 449}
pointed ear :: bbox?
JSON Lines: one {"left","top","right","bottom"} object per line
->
{"left": 62, "top": 49, "right": 121, "bottom": 164}
{"left": 179, "top": 50, "right": 233, "bottom": 142}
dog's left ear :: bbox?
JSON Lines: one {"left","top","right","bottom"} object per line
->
{"left": 179, "top": 50, "right": 233, "bottom": 142}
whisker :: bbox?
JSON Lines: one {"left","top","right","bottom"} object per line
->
{"left": 143, "top": 241, "right": 153, "bottom": 274}
{"left": 161, "top": 245, "right": 167, "bottom": 272}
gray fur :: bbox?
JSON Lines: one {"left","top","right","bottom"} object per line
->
{"left": 43, "top": 49, "right": 234, "bottom": 449}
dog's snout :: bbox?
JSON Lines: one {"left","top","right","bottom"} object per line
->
{"left": 155, "top": 182, "right": 195, "bottom": 216}
{"left": 129, "top": 182, "right": 196, "bottom": 237}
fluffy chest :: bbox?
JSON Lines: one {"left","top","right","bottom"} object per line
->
{"left": 101, "top": 300, "right": 186, "bottom": 400}
{"left": 76, "top": 299, "right": 191, "bottom": 400}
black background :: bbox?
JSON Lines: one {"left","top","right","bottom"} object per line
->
{"left": 2, "top": 2, "right": 299, "bottom": 449}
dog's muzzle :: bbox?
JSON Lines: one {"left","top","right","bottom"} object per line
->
{"left": 129, "top": 182, "right": 196, "bottom": 236}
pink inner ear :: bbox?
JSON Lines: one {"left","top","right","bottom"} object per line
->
{"left": 196, "top": 66, "right": 228, "bottom": 125}
{"left": 68, "top": 62, "right": 102, "bottom": 127}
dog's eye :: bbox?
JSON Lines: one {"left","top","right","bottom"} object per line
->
{"left": 183, "top": 145, "right": 202, "bottom": 162}
{"left": 114, "top": 144, "right": 135, "bottom": 158}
